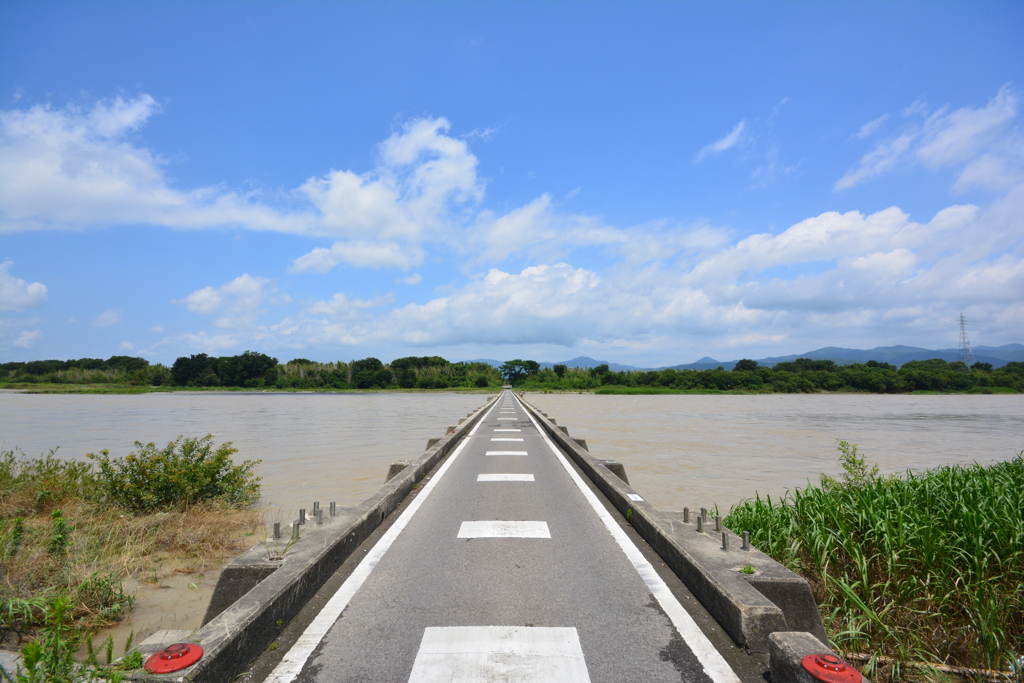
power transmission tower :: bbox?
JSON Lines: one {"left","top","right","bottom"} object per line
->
{"left": 958, "top": 313, "right": 974, "bottom": 366}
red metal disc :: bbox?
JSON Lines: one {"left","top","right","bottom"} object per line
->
{"left": 801, "top": 654, "right": 861, "bottom": 683}
{"left": 144, "top": 643, "right": 204, "bottom": 674}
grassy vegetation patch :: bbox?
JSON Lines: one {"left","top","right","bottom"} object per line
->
{"left": 0, "top": 440, "right": 262, "bottom": 668}
{"left": 724, "top": 442, "right": 1024, "bottom": 682}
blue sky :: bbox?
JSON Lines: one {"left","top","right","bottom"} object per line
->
{"left": 1, "top": 1, "right": 1022, "bottom": 367}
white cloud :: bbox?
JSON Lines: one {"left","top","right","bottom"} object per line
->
{"left": 0, "top": 260, "right": 47, "bottom": 311}
{"left": 305, "top": 292, "right": 394, "bottom": 317}
{"left": 396, "top": 273, "right": 423, "bottom": 285}
{"left": 13, "top": 330, "right": 40, "bottom": 348}
{"left": 149, "top": 325, "right": 164, "bottom": 333}
{"left": 290, "top": 241, "right": 423, "bottom": 273}
{"left": 696, "top": 120, "right": 747, "bottom": 160}
{"left": 120, "top": 341, "right": 135, "bottom": 351}
{"left": 176, "top": 274, "right": 281, "bottom": 329}
{"left": 0, "top": 95, "right": 312, "bottom": 234}
{"left": 93, "top": 309, "right": 123, "bottom": 327}
{"left": 837, "top": 85, "right": 1022, "bottom": 191}
{"left": 378, "top": 263, "right": 605, "bottom": 347}
{"left": 855, "top": 114, "right": 889, "bottom": 139}
{"left": 835, "top": 134, "right": 915, "bottom": 190}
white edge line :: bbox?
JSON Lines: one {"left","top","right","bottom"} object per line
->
{"left": 265, "top": 394, "right": 503, "bottom": 682}
{"left": 514, "top": 395, "right": 741, "bottom": 683}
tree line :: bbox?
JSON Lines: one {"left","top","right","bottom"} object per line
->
{"left": 0, "top": 352, "right": 503, "bottom": 390}
{"left": 510, "top": 357, "right": 1024, "bottom": 393}
{"left": 2, "top": 353, "right": 1021, "bottom": 393}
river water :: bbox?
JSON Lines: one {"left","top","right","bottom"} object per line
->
{"left": 1, "top": 391, "right": 1021, "bottom": 647}
{"left": 527, "top": 392, "right": 1024, "bottom": 511}
{"left": 2, "top": 391, "right": 1022, "bottom": 514}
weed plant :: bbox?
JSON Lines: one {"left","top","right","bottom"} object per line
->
{"left": 725, "top": 442, "right": 1024, "bottom": 681}
{"left": 0, "top": 597, "right": 144, "bottom": 682}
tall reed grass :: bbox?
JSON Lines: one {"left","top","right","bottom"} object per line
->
{"left": 724, "top": 443, "right": 1024, "bottom": 682}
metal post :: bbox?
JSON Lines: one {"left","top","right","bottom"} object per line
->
{"left": 299, "top": 509, "right": 306, "bottom": 525}
{"left": 330, "top": 502, "right": 336, "bottom": 517}
{"left": 742, "top": 531, "right": 750, "bottom": 551}
{"left": 696, "top": 516, "right": 703, "bottom": 533}
{"left": 722, "top": 532, "right": 730, "bottom": 551}
{"left": 313, "top": 501, "right": 319, "bottom": 516}
{"left": 683, "top": 507, "right": 690, "bottom": 523}
{"left": 291, "top": 523, "right": 300, "bottom": 539}
{"left": 273, "top": 522, "right": 281, "bottom": 539}
{"left": 700, "top": 507, "right": 707, "bottom": 522}
{"left": 715, "top": 516, "right": 722, "bottom": 532}
{"left": 316, "top": 509, "right": 324, "bottom": 526}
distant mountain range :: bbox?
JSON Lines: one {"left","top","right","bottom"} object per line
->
{"left": 462, "top": 344, "right": 1023, "bottom": 372}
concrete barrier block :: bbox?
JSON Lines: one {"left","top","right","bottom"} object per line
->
{"left": 745, "top": 573, "right": 828, "bottom": 642}
{"left": 557, "top": 425, "right": 569, "bottom": 435}
{"left": 769, "top": 632, "right": 870, "bottom": 683}
{"left": 426, "top": 437, "right": 441, "bottom": 450}
{"left": 385, "top": 461, "right": 412, "bottom": 483}
{"left": 202, "top": 541, "right": 283, "bottom": 625}
{"left": 599, "top": 460, "right": 628, "bottom": 485}
{"left": 573, "top": 438, "right": 589, "bottom": 452}
{"left": 648, "top": 510, "right": 787, "bottom": 651}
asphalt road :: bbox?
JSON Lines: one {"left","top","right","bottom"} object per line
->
{"left": 263, "top": 390, "right": 748, "bottom": 683}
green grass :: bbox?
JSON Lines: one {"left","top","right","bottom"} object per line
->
{"left": 724, "top": 443, "right": 1024, "bottom": 682}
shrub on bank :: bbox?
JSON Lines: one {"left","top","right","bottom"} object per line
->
{"left": 87, "top": 435, "right": 261, "bottom": 512}
{"left": 725, "top": 444, "right": 1024, "bottom": 681}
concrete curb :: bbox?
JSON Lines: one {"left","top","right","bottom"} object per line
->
{"left": 129, "top": 395, "right": 498, "bottom": 682}
{"left": 519, "top": 396, "right": 827, "bottom": 653}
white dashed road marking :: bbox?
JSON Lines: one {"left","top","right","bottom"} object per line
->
{"left": 457, "top": 521, "right": 551, "bottom": 538}
{"left": 408, "top": 626, "right": 590, "bottom": 683}
{"left": 477, "top": 473, "right": 535, "bottom": 482}
{"left": 491, "top": 437, "right": 524, "bottom": 441}
{"left": 485, "top": 450, "right": 528, "bottom": 456}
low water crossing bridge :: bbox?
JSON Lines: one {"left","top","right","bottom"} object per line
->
{"left": 265, "top": 390, "right": 743, "bottom": 682}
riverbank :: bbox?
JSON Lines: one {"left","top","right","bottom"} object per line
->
{"left": 0, "top": 439, "right": 262, "bottom": 662}
{"left": 591, "top": 385, "right": 1021, "bottom": 394}
{"left": 0, "top": 383, "right": 496, "bottom": 395}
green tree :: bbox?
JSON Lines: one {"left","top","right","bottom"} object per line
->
{"left": 351, "top": 357, "right": 387, "bottom": 389}
{"left": 500, "top": 359, "right": 539, "bottom": 384}
{"left": 733, "top": 359, "right": 758, "bottom": 372}
{"left": 171, "top": 354, "right": 212, "bottom": 386}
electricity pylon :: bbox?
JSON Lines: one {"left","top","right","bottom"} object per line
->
{"left": 958, "top": 313, "right": 974, "bottom": 366}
